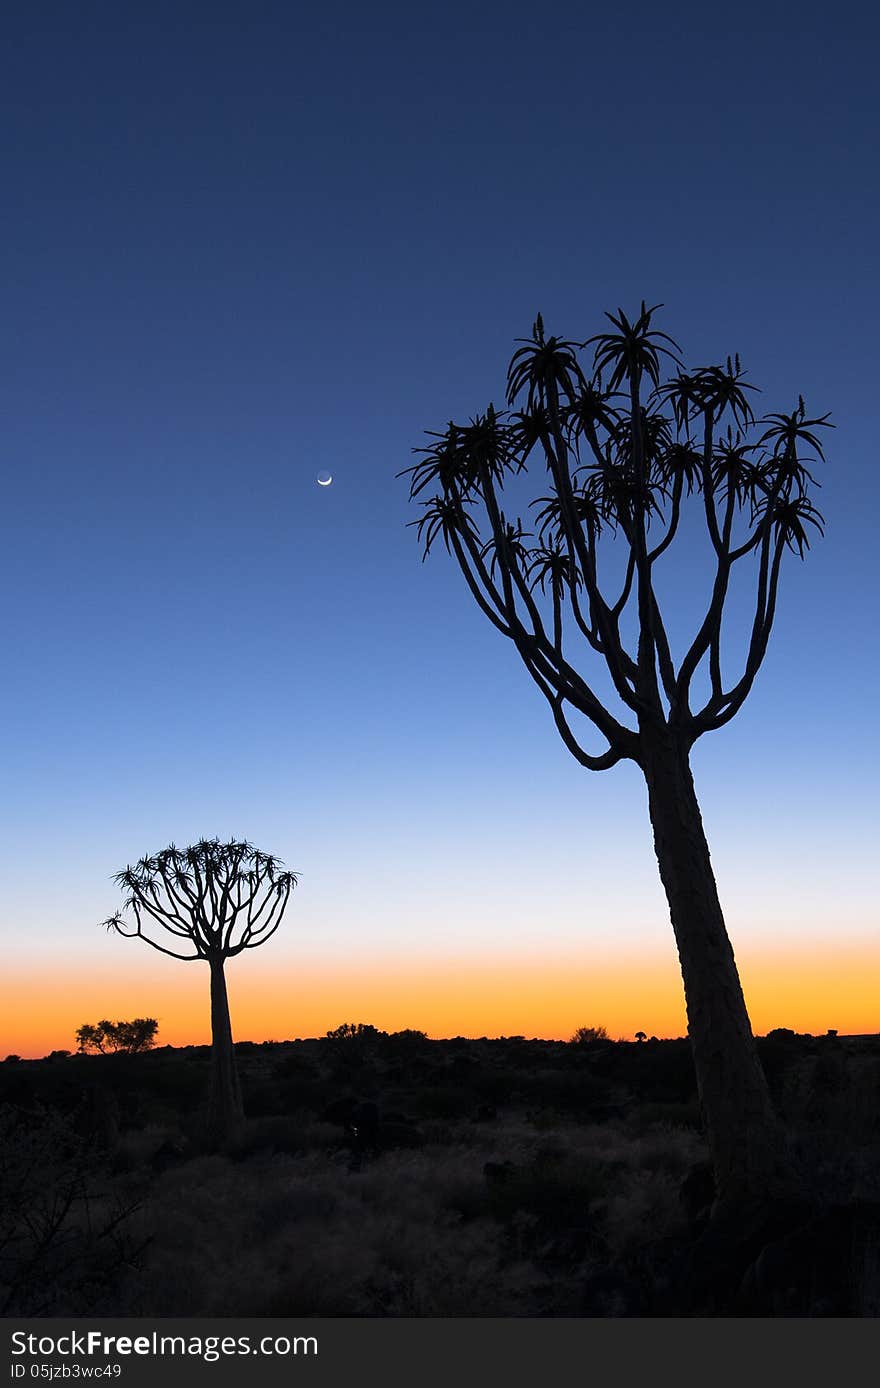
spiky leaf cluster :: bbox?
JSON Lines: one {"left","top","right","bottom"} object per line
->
{"left": 400, "top": 303, "right": 831, "bottom": 763}
{"left": 102, "top": 837, "right": 298, "bottom": 961}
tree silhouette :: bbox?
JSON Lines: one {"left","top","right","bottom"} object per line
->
{"left": 76, "top": 1018, "right": 158, "bottom": 1055}
{"left": 325, "top": 1022, "right": 385, "bottom": 1042}
{"left": 401, "top": 303, "right": 831, "bottom": 1210}
{"left": 101, "top": 837, "right": 298, "bottom": 1145}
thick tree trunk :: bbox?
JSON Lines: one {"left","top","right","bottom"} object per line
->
{"left": 640, "top": 727, "right": 789, "bottom": 1207}
{"left": 206, "top": 955, "right": 244, "bottom": 1148}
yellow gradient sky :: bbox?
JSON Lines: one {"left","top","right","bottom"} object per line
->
{"left": 4, "top": 937, "right": 877, "bottom": 1058}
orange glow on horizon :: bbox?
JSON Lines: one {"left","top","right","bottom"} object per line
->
{"left": 3, "top": 938, "right": 877, "bottom": 1058}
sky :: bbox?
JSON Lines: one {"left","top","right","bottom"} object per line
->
{"left": 2, "top": 0, "right": 877, "bottom": 1057}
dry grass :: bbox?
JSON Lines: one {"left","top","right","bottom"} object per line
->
{"left": 108, "top": 1112, "right": 705, "bottom": 1316}
{"left": 5, "top": 1033, "right": 877, "bottom": 1316}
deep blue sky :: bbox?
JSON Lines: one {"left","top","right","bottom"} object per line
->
{"left": 2, "top": 1, "right": 877, "bottom": 1047}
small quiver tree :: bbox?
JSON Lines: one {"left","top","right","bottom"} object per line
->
{"left": 102, "top": 837, "right": 297, "bottom": 1147}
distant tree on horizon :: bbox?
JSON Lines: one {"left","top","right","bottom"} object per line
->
{"left": 101, "top": 837, "right": 298, "bottom": 1146}
{"left": 402, "top": 301, "right": 831, "bottom": 1213}
{"left": 75, "top": 1018, "right": 158, "bottom": 1055}
{"left": 325, "top": 1022, "right": 386, "bottom": 1042}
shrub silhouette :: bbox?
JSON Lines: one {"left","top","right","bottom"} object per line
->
{"left": 570, "top": 1025, "right": 610, "bottom": 1045}
{"left": 325, "top": 1023, "right": 386, "bottom": 1043}
{"left": 0, "top": 1103, "right": 144, "bottom": 1315}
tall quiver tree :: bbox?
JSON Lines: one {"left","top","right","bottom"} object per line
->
{"left": 402, "top": 304, "right": 831, "bottom": 1211}
{"left": 103, "top": 837, "right": 298, "bottom": 1146}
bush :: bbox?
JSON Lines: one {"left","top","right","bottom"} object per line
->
{"left": 0, "top": 1103, "right": 145, "bottom": 1315}
{"left": 383, "top": 1029, "right": 431, "bottom": 1056}
{"left": 412, "top": 1086, "right": 473, "bottom": 1120}
{"left": 570, "top": 1026, "right": 609, "bottom": 1045}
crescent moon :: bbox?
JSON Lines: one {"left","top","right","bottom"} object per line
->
{"left": 316, "top": 472, "right": 333, "bottom": 487}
